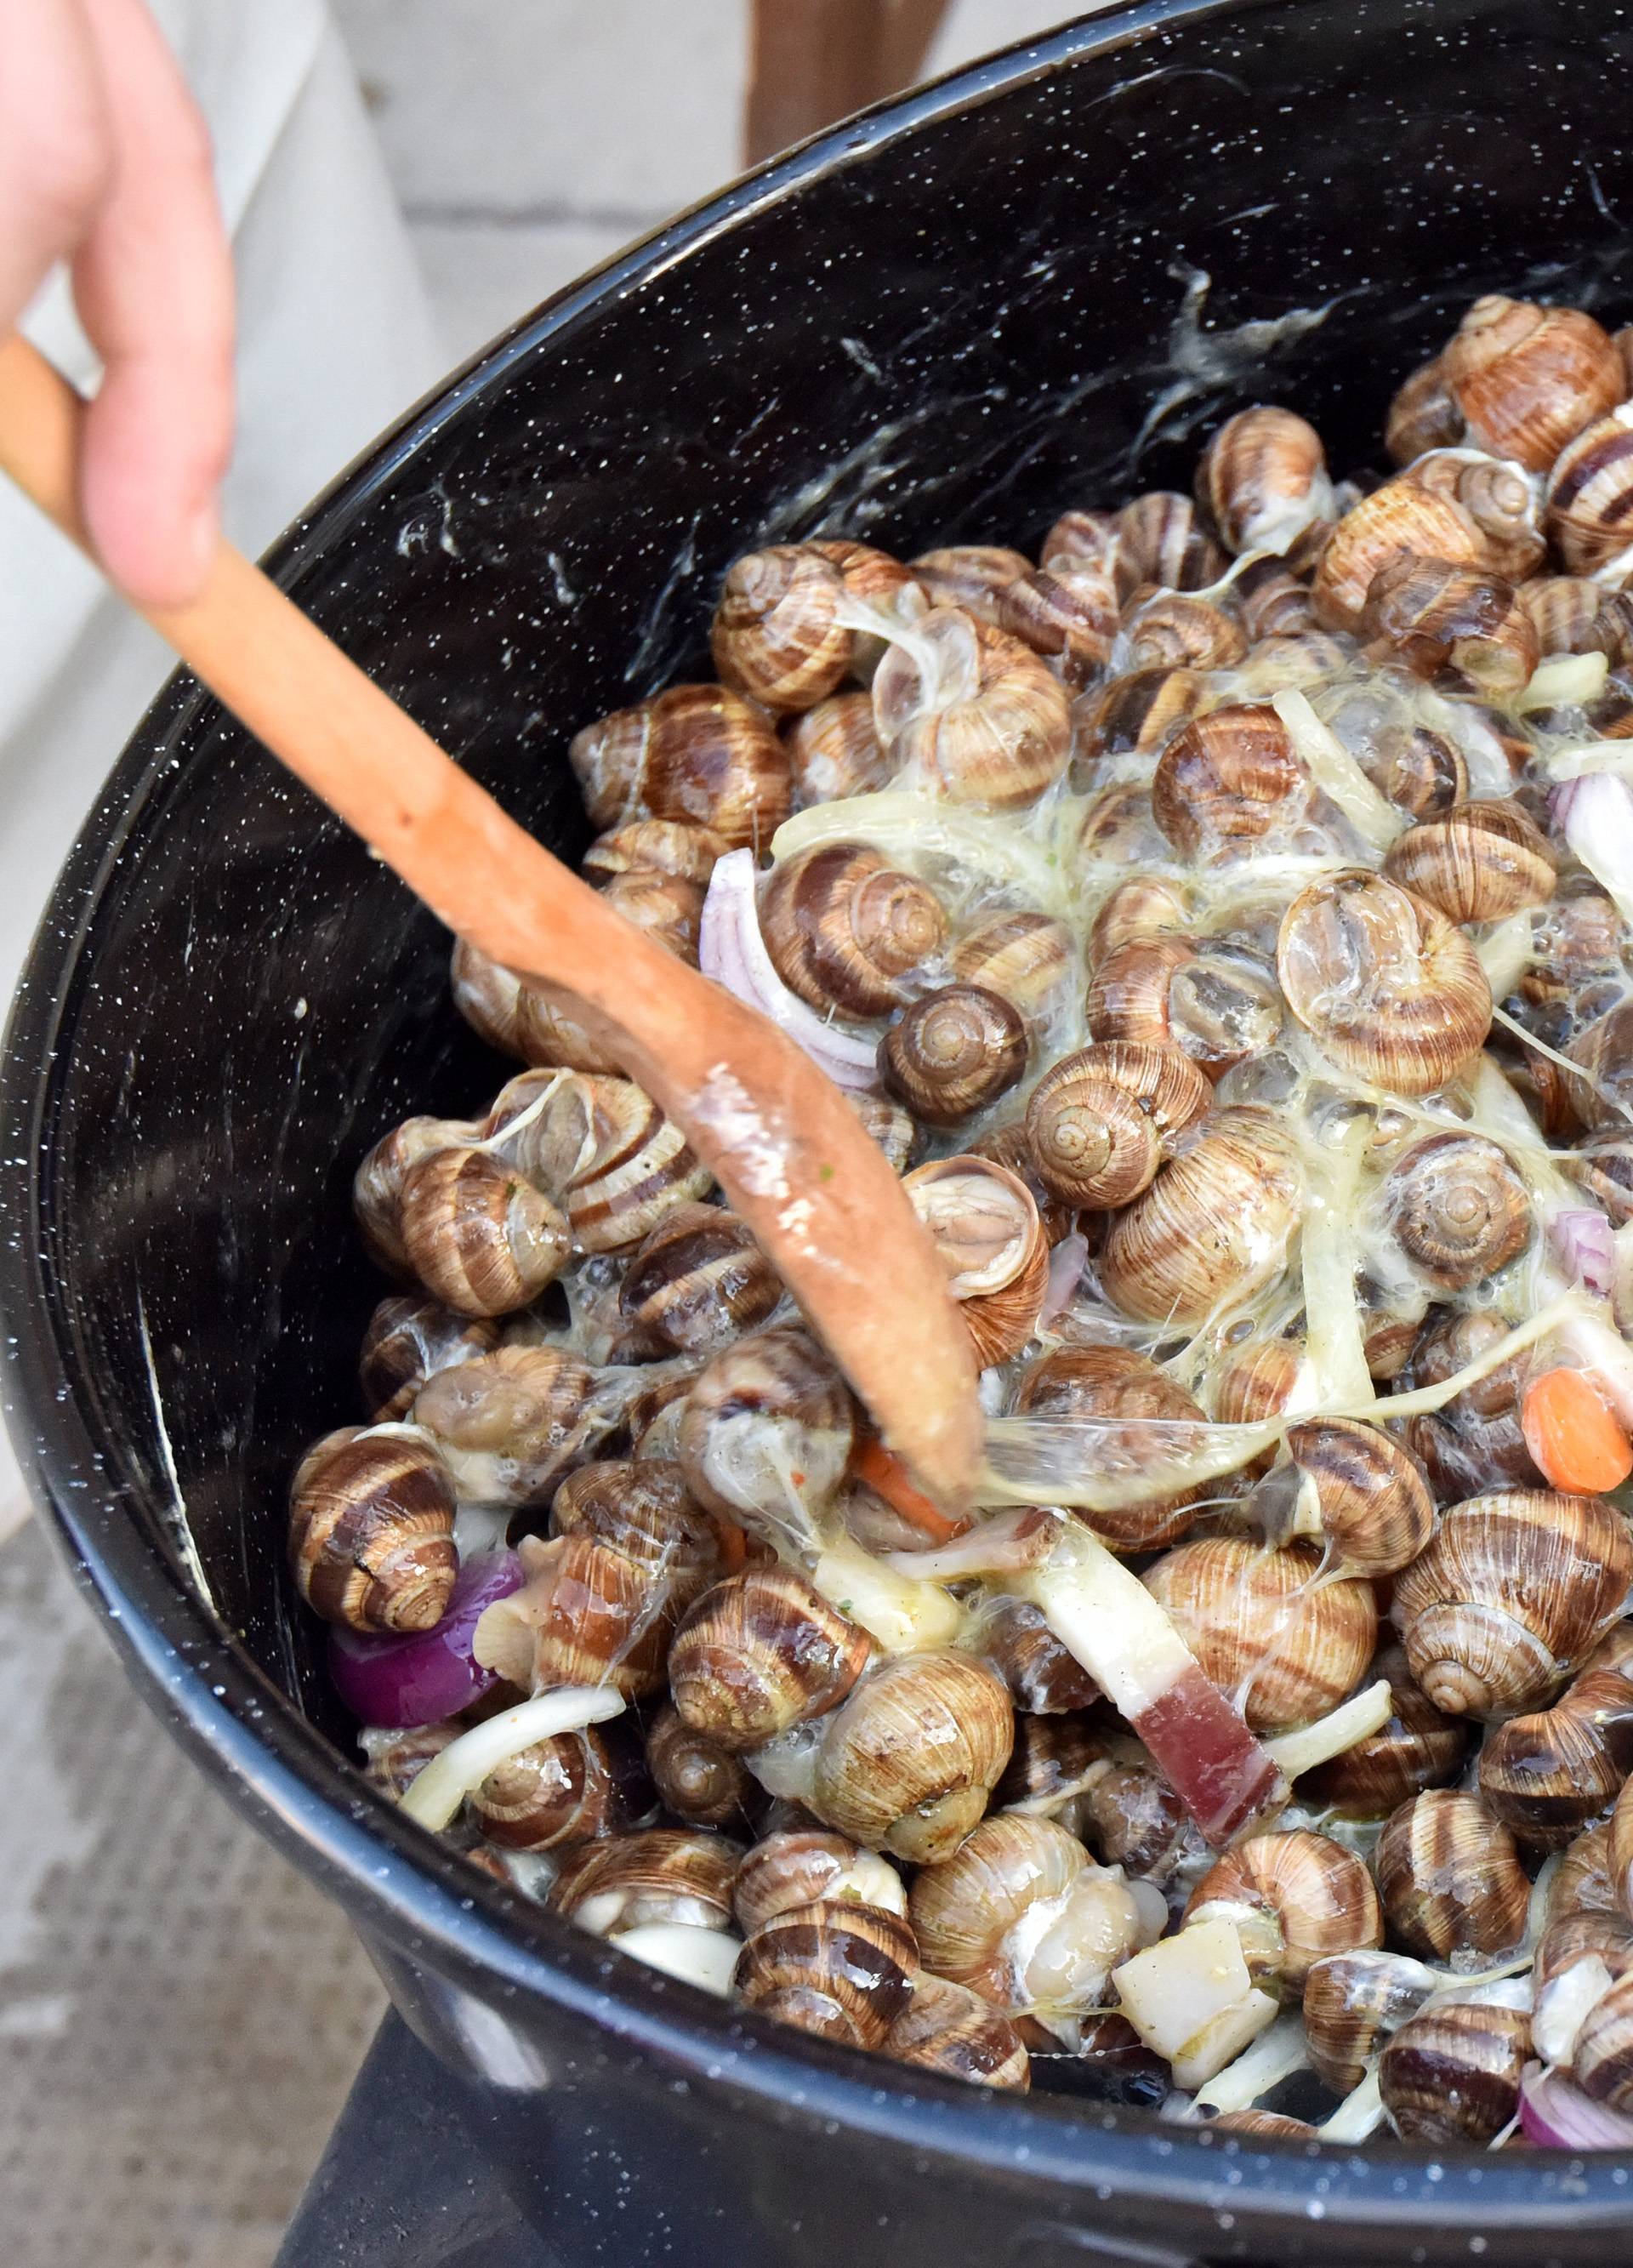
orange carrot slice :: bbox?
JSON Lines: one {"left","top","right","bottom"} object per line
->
{"left": 1522, "top": 1366, "right": 1633, "bottom": 1495}
{"left": 712, "top": 1514, "right": 749, "bottom": 1572}
{"left": 848, "top": 1435, "right": 966, "bottom": 1542}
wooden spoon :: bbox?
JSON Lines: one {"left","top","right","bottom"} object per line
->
{"left": 0, "top": 335, "right": 982, "bottom": 1508}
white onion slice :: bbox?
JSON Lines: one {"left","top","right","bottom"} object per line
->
{"left": 1272, "top": 687, "right": 1406, "bottom": 855}
{"left": 398, "top": 1685, "right": 626, "bottom": 1830}
{"left": 611, "top": 1923, "right": 741, "bottom": 1998}
{"left": 697, "top": 849, "right": 879, "bottom": 1090}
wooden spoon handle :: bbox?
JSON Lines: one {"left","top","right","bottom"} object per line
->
{"left": 0, "top": 334, "right": 982, "bottom": 1505}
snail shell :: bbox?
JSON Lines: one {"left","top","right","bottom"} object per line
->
{"left": 550, "top": 1827, "right": 742, "bottom": 1936}
{"left": 1317, "top": 681, "right": 1469, "bottom": 820}
{"left": 784, "top": 692, "right": 892, "bottom": 807}
{"left": 1279, "top": 1418, "right": 1436, "bottom": 1577}
{"left": 812, "top": 1651, "right": 1015, "bottom": 1863}
{"left": 397, "top": 1146, "right": 572, "bottom": 1319}
{"left": 582, "top": 817, "right": 726, "bottom": 889}
{"left": 808, "top": 537, "right": 925, "bottom": 664}
{"left": 1546, "top": 404, "right": 1633, "bottom": 577}
{"left": 1516, "top": 574, "right": 1620, "bottom": 658}
{"left": 1572, "top": 1969, "right": 1633, "bottom": 2113}
{"left": 903, "top": 1155, "right": 1049, "bottom": 1368}
{"left": 1074, "top": 783, "right": 1168, "bottom": 866}
{"left": 1393, "top": 1489, "right": 1633, "bottom": 1718}
{"left": 614, "top": 1201, "right": 781, "bottom": 1360}
{"left": 1084, "top": 935, "right": 1198, "bottom": 1051}
{"left": 760, "top": 842, "right": 947, "bottom": 1020}
{"left": 1479, "top": 1658, "right": 1633, "bottom": 1849}
{"left": 1087, "top": 937, "right": 1283, "bottom": 1082}
{"left": 1615, "top": 1773, "right": 1633, "bottom": 1924}
{"left": 1400, "top": 1308, "right": 1537, "bottom": 1502}
{"left": 1098, "top": 1106, "right": 1303, "bottom": 1327}
{"left": 288, "top": 1427, "right": 458, "bottom": 1634}
{"left": 490, "top": 1069, "right": 713, "bottom": 1254}
{"left": 568, "top": 683, "right": 791, "bottom": 849}
{"left": 595, "top": 866, "right": 706, "bottom": 964}
{"left": 848, "top": 1090, "right": 924, "bottom": 1176}
{"left": 1116, "top": 492, "right": 1227, "bottom": 593}
{"left": 992, "top": 1711, "right": 1107, "bottom": 1816}
{"left": 669, "top": 1565, "right": 872, "bottom": 1752}
{"left": 880, "top": 1972, "right": 1031, "bottom": 2090}
{"left": 1120, "top": 588, "right": 1248, "bottom": 675}
{"left": 1378, "top": 1997, "right": 1530, "bottom": 2146}
{"left": 412, "top": 1343, "right": 617, "bottom": 1509}
{"left": 360, "top": 1721, "right": 458, "bottom": 1800}
{"left": 677, "top": 1327, "right": 855, "bottom": 1537}
{"left": 1041, "top": 507, "right": 1122, "bottom": 576}
{"left": 1087, "top": 877, "right": 1191, "bottom": 964}
{"left": 1275, "top": 870, "right": 1493, "bottom": 1095}
{"left": 999, "top": 562, "right": 1119, "bottom": 686}
{"left": 1142, "top": 1537, "right": 1377, "bottom": 1735}
{"left": 1209, "top": 2111, "right": 1315, "bottom": 2138}
{"left": 910, "top": 545, "right": 1032, "bottom": 624}
{"left": 1385, "top": 353, "right": 1465, "bottom": 463}
{"left": 469, "top": 1724, "right": 625, "bottom": 1851}
{"left": 735, "top": 1897, "right": 919, "bottom": 2050}
{"left": 1151, "top": 704, "right": 1310, "bottom": 864}
{"left": 1384, "top": 1132, "right": 1533, "bottom": 1291}
{"left": 1295, "top": 1643, "right": 1471, "bottom": 1816}
{"left": 1312, "top": 472, "right": 1491, "bottom": 633}
{"left": 1360, "top": 555, "right": 1539, "bottom": 695}
{"left": 711, "top": 544, "right": 856, "bottom": 711}
{"left": 1552, "top": 1821, "right": 1619, "bottom": 1923}
{"left": 1524, "top": 882, "right": 1625, "bottom": 1011}
{"left": 1302, "top": 1949, "right": 1436, "bottom": 2094}
{"left": 1233, "top": 556, "right": 1318, "bottom": 643}
{"left": 359, "top": 1296, "right": 500, "bottom": 1422}
{"left": 1011, "top": 1344, "right": 1208, "bottom": 1555}
{"left": 879, "top": 983, "right": 1028, "bottom": 1125}
{"left": 733, "top": 1830, "right": 906, "bottom": 1936}
{"left": 947, "top": 909, "right": 1073, "bottom": 1032}
{"left": 1442, "top": 294, "right": 1625, "bottom": 471}
{"left": 1214, "top": 1336, "right": 1310, "bottom": 1428}
{"left": 449, "top": 938, "right": 532, "bottom": 1063}
{"left": 1185, "top": 1828, "right": 1383, "bottom": 1991}
{"left": 646, "top": 1703, "right": 758, "bottom": 1831}
{"left": 1076, "top": 665, "right": 1204, "bottom": 768}
{"left": 503, "top": 1530, "right": 691, "bottom": 1697}
{"left": 1196, "top": 405, "right": 1335, "bottom": 558}
{"left": 1566, "top": 997, "right": 1633, "bottom": 1131}
{"left": 550, "top": 1457, "right": 720, "bottom": 1578}
{"left": 873, "top": 609, "right": 1073, "bottom": 809}
{"left": 1376, "top": 1789, "right": 1531, "bottom": 1959}
{"left": 1077, "top": 1758, "right": 1192, "bottom": 1883}
{"left": 979, "top": 1598, "right": 1101, "bottom": 1715}
{"left": 1024, "top": 1040, "right": 1211, "bottom": 1210}
{"left": 1382, "top": 798, "right": 1556, "bottom": 926}
{"left": 354, "top": 1114, "right": 485, "bottom": 1277}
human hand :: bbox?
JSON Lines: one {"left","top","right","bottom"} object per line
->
{"left": 0, "top": 0, "right": 234, "bottom": 608}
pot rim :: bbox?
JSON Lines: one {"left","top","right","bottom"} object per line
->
{"left": 3, "top": 0, "right": 1626, "bottom": 2230}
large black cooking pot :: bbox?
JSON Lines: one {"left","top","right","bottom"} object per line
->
{"left": 9, "top": 0, "right": 1633, "bottom": 2259}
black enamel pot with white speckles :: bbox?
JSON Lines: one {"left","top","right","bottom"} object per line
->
{"left": 6, "top": 2, "right": 1633, "bottom": 2259}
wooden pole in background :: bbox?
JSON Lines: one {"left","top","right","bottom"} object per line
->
{"left": 745, "top": 0, "right": 951, "bottom": 163}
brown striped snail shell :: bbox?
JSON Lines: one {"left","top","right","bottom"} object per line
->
{"left": 499, "top": 1530, "right": 689, "bottom": 1697}
{"left": 289, "top": 1427, "right": 458, "bottom": 1634}
{"left": 469, "top": 1723, "right": 626, "bottom": 1851}
{"left": 1185, "top": 1828, "right": 1383, "bottom": 1991}
{"left": 1040, "top": 507, "right": 1122, "bottom": 576}
{"left": 1399, "top": 1308, "right": 1538, "bottom": 1503}
{"left": 449, "top": 937, "right": 530, "bottom": 1061}
{"left": 490, "top": 1069, "right": 714, "bottom": 1254}
{"left": 1614, "top": 1772, "right": 1633, "bottom": 1924}
{"left": 1552, "top": 1821, "right": 1619, "bottom": 1923}
{"left": 1098, "top": 1106, "right": 1304, "bottom": 1327}
{"left": 998, "top": 561, "right": 1119, "bottom": 686}
{"left": 677, "top": 1327, "right": 855, "bottom": 1535}
{"left": 1376, "top": 1790, "right": 1531, "bottom": 1960}
{"left": 710, "top": 544, "right": 856, "bottom": 711}
{"left": 1142, "top": 1537, "right": 1377, "bottom": 1735}
{"left": 1569, "top": 1134, "right": 1633, "bottom": 1229}
{"left": 979, "top": 1598, "right": 1101, "bottom": 1715}
{"left": 1275, "top": 869, "right": 1493, "bottom": 1095}
{"left": 1360, "top": 554, "right": 1539, "bottom": 694}
{"left": 1566, "top": 997, "right": 1633, "bottom": 1132}
{"left": 902, "top": 1156, "right": 1049, "bottom": 1368}
{"left": 1393, "top": 1489, "right": 1633, "bottom": 1718}
{"left": 1516, "top": 574, "right": 1620, "bottom": 658}
{"left": 581, "top": 817, "right": 726, "bottom": 889}
{"left": 1420, "top": 448, "right": 1551, "bottom": 580}
{"left": 1073, "top": 783, "right": 1169, "bottom": 865}
{"left": 1077, "top": 1758, "right": 1192, "bottom": 1883}
{"left": 735, "top": 1897, "right": 919, "bottom": 2050}
{"left": 992, "top": 1711, "right": 1108, "bottom": 1817}
{"left": 812, "top": 1651, "right": 1015, "bottom": 1863}
{"left": 1024, "top": 1040, "right": 1211, "bottom": 1210}
{"left": 847, "top": 1089, "right": 924, "bottom": 1175}
{"left": 947, "top": 909, "right": 1073, "bottom": 1032}
{"left": 1479, "top": 1659, "right": 1633, "bottom": 1849}
{"left": 909, "top": 544, "right": 1032, "bottom": 624}
{"left": 1382, "top": 797, "right": 1556, "bottom": 926}
{"left": 1571, "top": 1970, "right": 1633, "bottom": 2113}
{"left": 1151, "top": 704, "right": 1310, "bottom": 863}
{"left": 411, "top": 1342, "right": 617, "bottom": 1509}
{"left": 1010, "top": 1344, "right": 1209, "bottom": 1555}
{"left": 510, "top": 978, "right": 625, "bottom": 1075}
{"left": 354, "top": 1114, "right": 486, "bottom": 1277}
{"left": 1120, "top": 587, "right": 1249, "bottom": 674}
{"left": 1196, "top": 405, "right": 1335, "bottom": 558}
{"left": 879, "top": 983, "right": 1027, "bottom": 1125}
{"left": 783, "top": 691, "right": 892, "bottom": 807}
{"left": 1546, "top": 404, "right": 1633, "bottom": 577}
{"left": 1075, "top": 664, "right": 1204, "bottom": 770}
{"left": 1277, "top": 1417, "right": 1436, "bottom": 1577}
{"left": 613, "top": 1201, "right": 781, "bottom": 1360}
{"left": 397, "top": 1145, "right": 572, "bottom": 1319}
{"left": 568, "top": 684, "right": 791, "bottom": 849}
{"left": 1087, "top": 877, "right": 1191, "bottom": 963}
{"left": 646, "top": 1703, "right": 758, "bottom": 1831}
{"left": 359, "top": 1721, "right": 458, "bottom": 1800}
{"left": 1213, "top": 1335, "right": 1308, "bottom": 1482}
{"left": 808, "top": 536, "right": 927, "bottom": 664}
{"left": 359, "top": 1296, "right": 501, "bottom": 1422}
{"left": 1233, "top": 555, "right": 1318, "bottom": 643}
{"left": 733, "top": 1829, "right": 907, "bottom": 1936}
{"left": 881, "top": 1973, "right": 1031, "bottom": 2090}
{"left": 1524, "top": 882, "right": 1626, "bottom": 1011}
{"left": 1366, "top": 721, "right": 1468, "bottom": 820}
{"left": 550, "top": 1457, "right": 721, "bottom": 1579}
{"left": 1295, "top": 1644, "right": 1471, "bottom": 1816}
{"left": 1301, "top": 1949, "right": 1436, "bottom": 2094}
{"left": 1378, "top": 1997, "right": 1530, "bottom": 2147}
{"left": 873, "top": 609, "right": 1073, "bottom": 809}
{"left": 1442, "top": 294, "right": 1625, "bottom": 471}
{"left": 1312, "top": 471, "right": 1492, "bottom": 632}
{"left": 1383, "top": 1133, "right": 1533, "bottom": 1291}
{"left": 760, "top": 842, "right": 947, "bottom": 1020}
{"left": 1115, "top": 491, "right": 1227, "bottom": 594}
{"left": 1385, "top": 352, "right": 1465, "bottom": 463}
{"left": 669, "top": 1565, "right": 872, "bottom": 1752}
{"left": 1209, "top": 2111, "right": 1315, "bottom": 2139}
{"left": 550, "top": 1827, "right": 743, "bottom": 1936}
{"left": 595, "top": 865, "right": 706, "bottom": 964}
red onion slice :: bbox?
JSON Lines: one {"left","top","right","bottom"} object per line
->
{"left": 1520, "top": 2062, "right": 1633, "bottom": 2151}
{"left": 1549, "top": 1205, "right": 1617, "bottom": 1298}
{"left": 698, "top": 848, "right": 880, "bottom": 1091}
{"left": 329, "top": 1550, "right": 523, "bottom": 1727}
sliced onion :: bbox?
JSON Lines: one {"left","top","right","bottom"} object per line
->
{"left": 1519, "top": 2062, "right": 1633, "bottom": 2151}
{"left": 328, "top": 1550, "right": 524, "bottom": 1728}
{"left": 1554, "top": 771, "right": 1633, "bottom": 926}
{"left": 1038, "top": 1232, "right": 1089, "bottom": 1328}
{"left": 1549, "top": 1205, "right": 1618, "bottom": 1298}
{"left": 697, "top": 848, "right": 879, "bottom": 1091}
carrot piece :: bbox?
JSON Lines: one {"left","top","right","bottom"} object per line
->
{"left": 848, "top": 1435, "right": 966, "bottom": 1542}
{"left": 1522, "top": 1366, "right": 1633, "bottom": 1495}
{"left": 712, "top": 1515, "right": 749, "bottom": 1572}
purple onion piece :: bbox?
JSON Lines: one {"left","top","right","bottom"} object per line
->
{"left": 328, "top": 1549, "right": 524, "bottom": 1729}
{"left": 1519, "top": 2062, "right": 1633, "bottom": 2151}
{"left": 1548, "top": 1204, "right": 1617, "bottom": 1298}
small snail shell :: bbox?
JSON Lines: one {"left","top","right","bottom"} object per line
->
{"left": 1516, "top": 574, "right": 1620, "bottom": 658}
{"left": 569, "top": 684, "right": 791, "bottom": 849}
{"left": 595, "top": 865, "right": 706, "bottom": 964}
{"left": 1214, "top": 1337, "right": 1310, "bottom": 1429}
{"left": 1571, "top": 1970, "right": 1633, "bottom": 2113}
{"left": 1383, "top": 1133, "right": 1532, "bottom": 1291}
{"left": 979, "top": 1598, "right": 1100, "bottom": 1715}
{"left": 491, "top": 1069, "right": 713, "bottom": 1253}
{"left": 359, "top": 1296, "right": 500, "bottom": 1422}
{"left": 710, "top": 544, "right": 855, "bottom": 711}
{"left": 1276, "top": 870, "right": 1493, "bottom": 1095}
{"left": 582, "top": 817, "right": 726, "bottom": 889}
{"left": 397, "top": 1146, "right": 571, "bottom": 1319}
{"left": 1546, "top": 405, "right": 1633, "bottom": 577}
{"left": 1098, "top": 1106, "right": 1303, "bottom": 1327}
{"left": 1302, "top": 1949, "right": 1436, "bottom": 2094}
{"left": 1209, "top": 2111, "right": 1315, "bottom": 2138}
{"left": 848, "top": 1089, "right": 924, "bottom": 1175}
{"left": 1185, "top": 1828, "right": 1382, "bottom": 1991}
{"left": 1120, "top": 588, "right": 1248, "bottom": 674}
{"left": 1567, "top": 998, "right": 1633, "bottom": 1133}
{"left": 1116, "top": 491, "right": 1227, "bottom": 593}
{"left": 1142, "top": 1537, "right": 1377, "bottom": 1735}
{"left": 1383, "top": 797, "right": 1556, "bottom": 926}
{"left": 1074, "top": 783, "right": 1168, "bottom": 866}
{"left": 1385, "top": 352, "right": 1465, "bottom": 463}
{"left": 784, "top": 692, "right": 891, "bottom": 807}
{"left": 1077, "top": 1758, "right": 1191, "bottom": 1883}
{"left": 412, "top": 1343, "right": 614, "bottom": 1509}
{"left": 1320, "top": 691, "right": 1468, "bottom": 821}
{"left": 550, "top": 1827, "right": 742, "bottom": 1936}
{"left": 1010, "top": 1346, "right": 1209, "bottom": 1554}
{"left": 1525, "top": 883, "right": 1625, "bottom": 1011}
{"left": 1151, "top": 704, "right": 1309, "bottom": 864}
{"left": 881, "top": 1973, "right": 1031, "bottom": 2090}
{"left": 550, "top": 1457, "right": 720, "bottom": 1578}
{"left": 993, "top": 1711, "right": 1107, "bottom": 1816}
{"left": 510, "top": 978, "right": 625, "bottom": 1075}
{"left": 1312, "top": 472, "right": 1490, "bottom": 633}
{"left": 1196, "top": 406, "right": 1335, "bottom": 558}
{"left": 1233, "top": 556, "right": 1318, "bottom": 643}
{"left": 1552, "top": 1821, "right": 1619, "bottom": 1923}
{"left": 1378, "top": 1997, "right": 1530, "bottom": 2146}
{"left": 360, "top": 1721, "right": 458, "bottom": 1799}
{"left": 288, "top": 1427, "right": 458, "bottom": 1634}
{"left": 879, "top": 983, "right": 1027, "bottom": 1125}
{"left": 1360, "top": 555, "right": 1539, "bottom": 694}
{"left": 1278, "top": 1418, "right": 1436, "bottom": 1577}
{"left": 760, "top": 842, "right": 947, "bottom": 1020}
{"left": 947, "top": 909, "right": 1073, "bottom": 1031}
{"left": 1099, "top": 937, "right": 1283, "bottom": 1083}
{"left": 733, "top": 1830, "right": 906, "bottom": 1936}
{"left": 1076, "top": 665, "right": 1204, "bottom": 766}
{"left": 509, "top": 1531, "right": 689, "bottom": 1696}
{"left": 354, "top": 1114, "right": 485, "bottom": 1276}
{"left": 1084, "top": 935, "right": 1197, "bottom": 1052}
{"left": 735, "top": 1897, "right": 919, "bottom": 2050}
{"left": 1479, "top": 1659, "right": 1633, "bottom": 1849}
{"left": 646, "top": 1703, "right": 757, "bottom": 1830}
{"left": 449, "top": 938, "right": 530, "bottom": 1061}
{"left": 902, "top": 1156, "right": 1049, "bottom": 1367}
{"left": 1041, "top": 507, "right": 1122, "bottom": 576}
{"left": 1399, "top": 1308, "right": 1537, "bottom": 1502}
{"left": 469, "top": 1724, "right": 625, "bottom": 1850}
{"left": 812, "top": 1651, "right": 1015, "bottom": 1863}
{"left": 1442, "top": 294, "right": 1625, "bottom": 471}
{"left": 1024, "top": 1040, "right": 1211, "bottom": 1210}
{"left": 677, "top": 1326, "right": 853, "bottom": 1541}
{"left": 998, "top": 562, "right": 1119, "bottom": 686}
{"left": 873, "top": 609, "right": 1073, "bottom": 809}
{"left": 1376, "top": 1790, "right": 1531, "bottom": 1960}
{"left": 1296, "top": 1643, "right": 1471, "bottom": 1816}
{"left": 613, "top": 1201, "right": 781, "bottom": 1360}
{"left": 910, "top": 545, "right": 1032, "bottom": 624}
{"left": 1393, "top": 1488, "right": 1633, "bottom": 1718}
{"left": 1087, "top": 877, "right": 1191, "bottom": 963}
{"left": 669, "top": 1565, "right": 872, "bottom": 1752}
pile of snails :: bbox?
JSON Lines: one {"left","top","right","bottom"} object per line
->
{"left": 295, "top": 293, "right": 1633, "bottom": 2146}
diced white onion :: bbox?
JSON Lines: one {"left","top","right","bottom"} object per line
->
{"left": 611, "top": 1923, "right": 742, "bottom": 1998}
